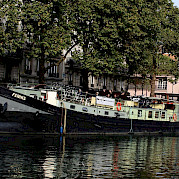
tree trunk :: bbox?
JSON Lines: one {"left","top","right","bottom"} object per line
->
{"left": 150, "top": 74, "right": 156, "bottom": 97}
{"left": 39, "top": 57, "right": 45, "bottom": 84}
{"left": 82, "top": 69, "right": 89, "bottom": 91}
{"left": 38, "top": 40, "right": 46, "bottom": 84}
{"left": 150, "top": 55, "right": 157, "bottom": 97}
{"left": 5, "top": 63, "right": 12, "bottom": 82}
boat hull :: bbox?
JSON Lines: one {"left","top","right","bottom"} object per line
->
{"left": 64, "top": 109, "right": 179, "bottom": 135}
{"left": 0, "top": 111, "right": 61, "bottom": 133}
{"left": 0, "top": 109, "right": 178, "bottom": 135}
{"left": 0, "top": 87, "right": 62, "bottom": 134}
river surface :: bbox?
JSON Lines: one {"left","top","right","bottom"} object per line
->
{"left": 0, "top": 134, "right": 178, "bottom": 178}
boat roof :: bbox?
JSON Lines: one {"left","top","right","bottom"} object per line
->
{"left": 155, "top": 92, "right": 179, "bottom": 97}
{"left": 147, "top": 97, "right": 163, "bottom": 100}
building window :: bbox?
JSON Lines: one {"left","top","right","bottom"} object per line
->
{"left": 114, "top": 79, "right": 117, "bottom": 91}
{"left": 91, "top": 75, "right": 94, "bottom": 87}
{"left": 25, "top": 59, "right": 32, "bottom": 75}
{"left": 69, "top": 74, "right": 73, "bottom": 85}
{"left": 25, "top": 59, "right": 31, "bottom": 70}
{"left": 37, "top": 59, "right": 39, "bottom": 71}
{"left": 80, "top": 76, "right": 83, "bottom": 86}
{"left": 0, "top": 72, "right": 4, "bottom": 80}
{"left": 47, "top": 61, "right": 59, "bottom": 78}
{"left": 97, "top": 77, "right": 100, "bottom": 87}
{"left": 36, "top": 59, "right": 39, "bottom": 76}
{"left": 158, "top": 78, "right": 167, "bottom": 90}
{"left": 103, "top": 77, "right": 106, "bottom": 89}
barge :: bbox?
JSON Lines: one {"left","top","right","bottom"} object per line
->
{"left": 8, "top": 84, "right": 179, "bottom": 135}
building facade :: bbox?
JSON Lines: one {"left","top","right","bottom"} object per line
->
{"left": 0, "top": 50, "right": 178, "bottom": 99}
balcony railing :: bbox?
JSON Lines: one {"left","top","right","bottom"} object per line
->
{"left": 157, "top": 84, "right": 167, "bottom": 90}
{"left": 25, "top": 70, "right": 32, "bottom": 75}
{"left": 48, "top": 73, "right": 59, "bottom": 78}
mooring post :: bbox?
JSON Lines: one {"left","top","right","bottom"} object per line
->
{"left": 63, "top": 107, "right": 67, "bottom": 134}
{"left": 129, "top": 107, "right": 133, "bottom": 134}
{"left": 61, "top": 101, "right": 67, "bottom": 135}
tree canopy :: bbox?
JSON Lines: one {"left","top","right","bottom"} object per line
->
{"left": 66, "top": 0, "right": 179, "bottom": 92}
{"left": 0, "top": 0, "right": 24, "bottom": 55}
{"left": 0, "top": 0, "right": 178, "bottom": 93}
{"left": 21, "top": 0, "right": 71, "bottom": 83}
{"left": 132, "top": 0, "right": 179, "bottom": 96}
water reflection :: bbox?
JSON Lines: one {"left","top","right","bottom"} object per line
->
{"left": 0, "top": 135, "right": 178, "bottom": 178}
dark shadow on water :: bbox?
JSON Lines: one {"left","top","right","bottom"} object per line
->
{"left": 0, "top": 134, "right": 178, "bottom": 178}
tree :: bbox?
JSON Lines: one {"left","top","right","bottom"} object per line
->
{"left": 0, "top": 0, "right": 24, "bottom": 55}
{"left": 0, "top": 0, "right": 24, "bottom": 81}
{"left": 163, "top": 5, "right": 179, "bottom": 57}
{"left": 1, "top": 0, "right": 178, "bottom": 91}
{"left": 21, "top": 0, "right": 70, "bottom": 83}
{"left": 67, "top": 0, "right": 137, "bottom": 90}
{"left": 127, "top": 0, "right": 179, "bottom": 96}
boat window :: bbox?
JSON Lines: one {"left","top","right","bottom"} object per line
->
{"left": 57, "top": 91, "right": 61, "bottom": 99}
{"left": 30, "top": 94, "right": 37, "bottom": 99}
{"left": 161, "top": 112, "right": 165, "bottom": 119}
{"left": 138, "top": 110, "right": 142, "bottom": 117}
{"left": 82, "top": 107, "right": 88, "bottom": 112}
{"left": 148, "top": 111, "right": 152, "bottom": 118}
{"left": 165, "top": 104, "right": 175, "bottom": 110}
{"left": 70, "top": 105, "right": 75, "bottom": 109}
{"left": 105, "top": 111, "right": 109, "bottom": 115}
{"left": 34, "top": 84, "right": 46, "bottom": 89}
{"left": 155, "top": 111, "right": 159, "bottom": 118}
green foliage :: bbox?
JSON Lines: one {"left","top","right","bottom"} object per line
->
{"left": 0, "top": 0, "right": 24, "bottom": 55}
{"left": 67, "top": 0, "right": 179, "bottom": 81}
{"left": 67, "top": 0, "right": 128, "bottom": 76}
{"left": 157, "top": 54, "right": 179, "bottom": 79}
{"left": 162, "top": 6, "right": 179, "bottom": 57}
{"left": 126, "top": 0, "right": 179, "bottom": 96}
{"left": 21, "top": 0, "right": 70, "bottom": 60}
{"left": 21, "top": 0, "right": 71, "bottom": 83}
{"left": 0, "top": 0, "right": 178, "bottom": 87}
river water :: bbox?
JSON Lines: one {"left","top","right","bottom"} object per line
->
{"left": 0, "top": 134, "right": 178, "bottom": 179}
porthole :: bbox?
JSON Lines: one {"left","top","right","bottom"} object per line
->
{"left": 82, "top": 107, "right": 88, "bottom": 112}
{"left": 70, "top": 105, "right": 75, "bottom": 109}
{"left": 105, "top": 111, "right": 109, "bottom": 115}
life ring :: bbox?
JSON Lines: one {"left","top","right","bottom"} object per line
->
{"left": 173, "top": 113, "right": 177, "bottom": 122}
{"left": 116, "top": 102, "right": 121, "bottom": 111}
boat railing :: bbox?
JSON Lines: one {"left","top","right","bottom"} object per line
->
{"left": 58, "top": 88, "right": 123, "bottom": 110}
{"left": 59, "top": 89, "right": 94, "bottom": 105}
